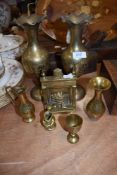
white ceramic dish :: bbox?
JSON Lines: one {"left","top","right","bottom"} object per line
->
{"left": 0, "top": 34, "right": 25, "bottom": 59}
{"left": 0, "top": 58, "right": 24, "bottom": 95}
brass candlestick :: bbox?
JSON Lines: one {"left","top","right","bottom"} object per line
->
{"left": 86, "top": 76, "right": 111, "bottom": 120}
{"left": 66, "top": 114, "right": 83, "bottom": 144}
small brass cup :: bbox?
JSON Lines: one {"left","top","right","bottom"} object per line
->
{"left": 66, "top": 114, "right": 83, "bottom": 144}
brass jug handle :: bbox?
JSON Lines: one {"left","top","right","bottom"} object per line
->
{"left": 5, "top": 86, "right": 17, "bottom": 105}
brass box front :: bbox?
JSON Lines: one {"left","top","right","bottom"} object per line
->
{"left": 40, "top": 76, "right": 77, "bottom": 113}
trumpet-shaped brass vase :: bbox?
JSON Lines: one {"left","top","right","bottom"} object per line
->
{"left": 86, "top": 76, "right": 111, "bottom": 120}
{"left": 66, "top": 114, "right": 83, "bottom": 144}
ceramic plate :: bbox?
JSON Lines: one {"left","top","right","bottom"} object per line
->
{"left": 0, "top": 34, "right": 24, "bottom": 53}
{"left": 0, "top": 58, "right": 24, "bottom": 95}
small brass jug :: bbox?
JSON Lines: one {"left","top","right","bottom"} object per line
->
{"left": 86, "top": 76, "right": 111, "bottom": 120}
{"left": 6, "top": 86, "right": 36, "bottom": 123}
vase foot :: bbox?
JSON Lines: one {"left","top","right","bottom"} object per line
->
{"left": 67, "top": 133, "right": 79, "bottom": 144}
{"left": 23, "top": 116, "right": 35, "bottom": 123}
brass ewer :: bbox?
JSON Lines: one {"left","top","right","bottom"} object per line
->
{"left": 16, "top": 3, "right": 49, "bottom": 101}
{"left": 66, "top": 114, "right": 83, "bottom": 144}
{"left": 86, "top": 76, "right": 111, "bottom": 120}
{"left": 6, "top": 86, "right": 35, "bottom": 123}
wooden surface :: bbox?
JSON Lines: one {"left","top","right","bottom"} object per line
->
{"left": 0, "top": 73, "right": 117, "bottom": 175}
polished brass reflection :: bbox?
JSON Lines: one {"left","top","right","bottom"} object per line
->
{"left": 86, "top": 76, "right": 111, "bottom": 120}
{"left": 66, "top": 114, "right": 83, "bottom": 144}
{"left": 42, "top": 106, "right": 56, "bottom": 131}
{"left": 6, "top": 86, "right": 35, "bottom": 123}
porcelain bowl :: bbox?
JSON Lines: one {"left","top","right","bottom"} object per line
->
{"left": 0, "top": 34, "right": 25, "bottom": 59}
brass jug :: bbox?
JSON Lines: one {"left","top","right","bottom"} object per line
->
{"left": 6, "top": 86, "right": 36, "bottom": 123}
{"left": 86, "top": 76, "right": 111, "bottom": 120}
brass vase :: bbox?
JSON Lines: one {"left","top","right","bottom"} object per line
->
{"left": 61, "top": 21, "right": 97, "bottom": 77}
{"left": 86, "top": 76, "right": 111, "bottom": 120}
{"left": 22, "top": 22, "right": 48, "bottom": 101}
{"left": 17, "top": 14, "right": 49, "bottom": 101}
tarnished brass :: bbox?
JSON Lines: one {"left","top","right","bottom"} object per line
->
{"left": 40, "top": 68, "right": 77, "bottom": 113}
{"left": 66, "top": 114, "right": 83, "bottom": 144}
{"left": 86, "top": 76, "right": 111, "bottom": 120}
{"left": 6, "top": 86, "right": 35, "bottom": 123}
{"left": 16, "top": 4, "right": 49, "bottom": 101}
{"left": 42, "top": 106, "right": 56, "bottom": 131}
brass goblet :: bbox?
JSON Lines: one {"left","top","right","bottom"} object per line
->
{"left": 66, "top": 114, "right": 83, "bottom": 144}
{"left": 86, "top": 76, "right": 111, "bottom": 120}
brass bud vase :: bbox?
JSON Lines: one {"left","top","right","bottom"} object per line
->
{"left": 66, "top": 114, "right": 83, "bottom": 144}
{"left": 86, "top": 76, "right": 111, "bottom": 120}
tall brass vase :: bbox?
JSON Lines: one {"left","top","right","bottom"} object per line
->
{"left": 86, "top": 76, "right": 111, "bottom": 120}
{"left": 22, "top": 22, "right": 49, "bottom": 101}
{"left": 62, "top": 23, "right": 97, "bottom": 77}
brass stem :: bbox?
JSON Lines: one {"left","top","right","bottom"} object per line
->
{"left": 94, "top": 90, "right": 102, "bottom": 100}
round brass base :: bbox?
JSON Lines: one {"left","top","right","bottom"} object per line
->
{"left": 23, "top": 116, "right": 35, "bottom": 123}
{"left": 46, "top": 122, "right": 56, "bottom": 131}
{"left": 76, "top": 85, "right": 85, "bottom": 101}
{"left": 30, "top": 86, "right": 42, "bottom": 101}
{"left": 67, "top": 133, "right": 79, "bottom": 144}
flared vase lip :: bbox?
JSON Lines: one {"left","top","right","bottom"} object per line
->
{"left": 89, "top": 76, "right": 111, "bottom": 91}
